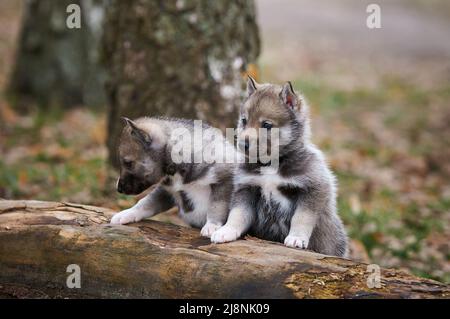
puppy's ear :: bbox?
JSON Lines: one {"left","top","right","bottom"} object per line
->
{"left": 247, "top": 75, "right": 258, "bottom": 97}
{"left": 122, "top": 117, "right": 135, "bottom": 128}
{"left": 122, "top": 117, "right": 152, "bottom": 147}
{"left": 280, "top": 81, "right": 300, "bottom": 111}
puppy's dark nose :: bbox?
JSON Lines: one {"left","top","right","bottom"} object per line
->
{"left": 239, "top": 138, "right": 250, "bottom": 152}
{"left": 117, "top": 180, "right": 124, "bottom": 193}
{"left": 243, "top": 138, "right": 249, "bottom": 151}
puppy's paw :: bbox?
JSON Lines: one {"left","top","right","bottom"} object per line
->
{"left": 284, "top": 234, "right": 309, "bottom": 249}
{"left": 110, "top": 208, "right": 146, "bottom": 225}
{"left": 211, "top": 225, "right": 240, "bottom": 243}
{"left": 200, "top": 222, "right": 222, "bottom": 238}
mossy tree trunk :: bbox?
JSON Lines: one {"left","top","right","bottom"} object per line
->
{"left": 8, "top": 0, "right": 106, "bottom": 110}
{"left": 102, "top": 0, "right": 260, "bottom": 167}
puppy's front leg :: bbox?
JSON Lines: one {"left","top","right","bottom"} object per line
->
{"left": 200, "top": 200, "right": 228, "bottom": 238}
{"left": 201, "top": 181, "right": 232, "bottom": 237}
{"left": 284, "top": 207, "right": 317, "bottom": 249}
{"left": 211, "top": 186, "right": 255, "bottom": 243}
{"left": 111, "top": 186, "right": 175, "bottom": 225}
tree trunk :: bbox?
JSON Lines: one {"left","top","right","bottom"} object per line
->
{"left": 102, "top": 0, "right": 260, "bottom": 167}
{"left": 7, "top": 0, "right": 106, "bottom": 110}
{"left": 0, "top": 200, "right": 447, "bottom": 299}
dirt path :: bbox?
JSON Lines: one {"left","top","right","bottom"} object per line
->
{"left": 256, "top": 0, "right": 450, "bottom": 86}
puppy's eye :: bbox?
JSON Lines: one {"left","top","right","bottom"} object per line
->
{"left": 123, "top": 159, "right": 133, "bottom": 169}
{"left": 261, "top": 121, "right": 272, "bottom": 130}
{"left": 242, "top": 118, "right": 247, "bottom": 126}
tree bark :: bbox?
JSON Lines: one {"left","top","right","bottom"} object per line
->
{"left": 7, "top": 0, "right": 106, "bottom": 110}
{"left": 0, "top": 200, "right": 448, "bottom": 299}
{"left": 102, "top": 0, "right": 260, "bottom": 167}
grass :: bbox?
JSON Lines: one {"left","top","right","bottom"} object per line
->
{"left": 290, "top": 76, "right": 450, "bottom": 282}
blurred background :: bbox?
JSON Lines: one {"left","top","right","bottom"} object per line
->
{"left": 0, "top": 0, "right": 448, "bottom": 283}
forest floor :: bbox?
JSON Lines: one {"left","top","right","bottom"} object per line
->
{"left": 0, "top": 0, "right": 449, "bottom": 283}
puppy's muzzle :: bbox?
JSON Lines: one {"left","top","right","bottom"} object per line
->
{"left": 238, "top": 137, "right": 250, "bottom": 152}
{"left": 117, "top": 179, "right": 125, "bottom": 194}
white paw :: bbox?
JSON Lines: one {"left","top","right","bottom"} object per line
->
{"left": 200, "top": 222, "right": 222, "bottom": 238}
{"left": 211, "top": 225, "right": 241, "bottom": 243}
{"left": 284, "top": 234, "right": 309, "bottom": 249}
{"left": 110, "top": 208, "right": 146, "bottom": 225}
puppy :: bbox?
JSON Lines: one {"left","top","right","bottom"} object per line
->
{"left": 211, "top": 77, "right": 348, "bottom": 257}
{"left": 110, "top": 117, "right": 237, "bottom": 238}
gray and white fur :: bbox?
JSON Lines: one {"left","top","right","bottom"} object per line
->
{"left": 211, "top": 77, "right": 348, "bottom": 257}
{"left": 110, "top": 117, "right": 237, "bottom": 238}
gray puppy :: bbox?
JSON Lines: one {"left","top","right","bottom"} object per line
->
{"left": 110, "top": 117, "right": 237, "bottom": 238}
{"left": 211, "top": 77, "right": 348, "bottom": 257}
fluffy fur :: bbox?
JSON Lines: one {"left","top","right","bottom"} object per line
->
{"left": 211, "top": 77, "right": 348, "bottom": 257}
{"left": 110, "top": 117, "right": 237, "bottom": 238}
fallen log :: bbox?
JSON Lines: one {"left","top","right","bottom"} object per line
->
{"left": 0, "top": 200, "right": 448, "bottom": 298}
